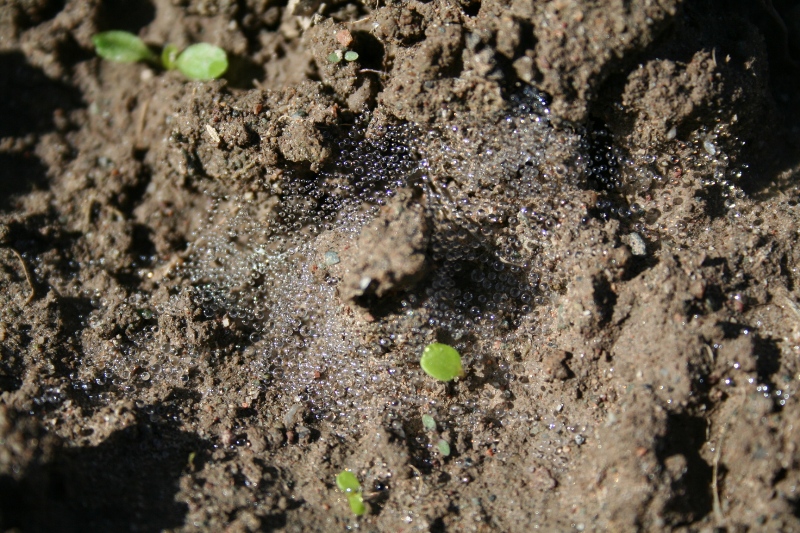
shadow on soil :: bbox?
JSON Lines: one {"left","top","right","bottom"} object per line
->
{"left": 0, "top": 52, "right": 83, "bottom": 209}
{"left": 0, "top": 401, "right": 207, "bottom": 533}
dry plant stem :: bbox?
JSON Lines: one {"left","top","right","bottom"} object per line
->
{"left": 408, "top": 464, "right": 425, "bottom": 494}
{"left": 359, "top": 68, "right": 387, "bottom": 76}
{"left": 135, "top": 98, "right": 151, "bottom": 150}
{"left": 2, "top": 246, "right": 35, "bottom": 305}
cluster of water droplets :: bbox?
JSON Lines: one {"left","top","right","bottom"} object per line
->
{"left": 65, "top": 89, "right": 749, "bottom": 437}
{"left": 155, "top": 90, "right": 593, "bottom": 430}
{"left": 411, "top": 88, "right": 587, "bottom": 331}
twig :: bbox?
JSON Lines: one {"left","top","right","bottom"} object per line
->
{"left": 2, "top": 247, "right": 35, "bottom": 305}
{"left": 359, "top": 68, "right": 388, "bottom": 76}
{"left": 711, "top": 389, "right": 747, "bottom": 527}
{"left": 408, "top": 464, "right": 425, "bottom": 494}
{"left": 135, "top": 98, "right": 151, "bottom": 150}
{"left": 703, "top": 343, "right": 715, "bottom": 364}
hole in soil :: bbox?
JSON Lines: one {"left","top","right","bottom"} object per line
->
{"left": 225, "top": 54, "right": 266, "bottom": 89}
{"left": 461, "top": 0, "right": 481, "bottom": 18}
{"left": 351, "top": 31, "right": 385, "bottom": 71}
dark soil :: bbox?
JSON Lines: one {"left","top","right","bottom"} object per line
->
{"left": 2, "top": 0, "right": 800, "bottom": 531}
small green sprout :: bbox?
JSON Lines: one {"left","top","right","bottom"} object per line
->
{"left": 92, "top": 31, "right": 228, "bottom": 80}
{"left": 437, "top": 439, "right": 451, "bottom": 457}
{"left": 175, "top": 43, "right": 229, "bottom": 80}
{"left": 161, "top": 43, "right": 179, "bottom": 70}
{"left": 92, "top": 31, "right": 156, "bottom": 63}
{"left": 335, "top": 470, "right": 366, "bottom": 516}
{"left": 421, "top": 414, "right": 437, "bottom": 431}
{"left": 328, "top": 50, "right": 358, "bottom": 64}
{"left": 420, "top": 343, "right": 464, "bottom": 381}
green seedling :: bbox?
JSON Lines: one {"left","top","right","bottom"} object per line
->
{"left": 437, "top": 439, "right": 451, "bottom": 457}
{"left": 92, "top": 31, "right": 156, "bottom": 63}
{"left": 420, "top": 343, "right": 464, "bottom": 381}
{"left": 92, "top": 31, "right": 228, "bottom": 80}
{"left": 335, "top": 470, "right": 366, "bottom": 516}
{"left": 327, "top": 50, "right": 359, "bottom": 64}
{"left": 175, "top": 43, "right": 229, "bottom": 80}
{"left": 421, "top": 414, "right": 437, "bottom": 431}
{"left": 161, "top": 43, "right": 179, "bottom": 70}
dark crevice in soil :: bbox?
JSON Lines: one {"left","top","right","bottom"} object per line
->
{"left": 225, "top": 54, "right": 266, "bottom": 89}
{"left": 351, "top": 30, "right": 386, "bottom": 71}
{"left": 621, "top": 254, "right": 660, "bottom": 282}
{"left": 656, "top": 413, "right": 713, "bottom": 526}
{"left": 753, "top": 334, "right": 783, "bottom": 404}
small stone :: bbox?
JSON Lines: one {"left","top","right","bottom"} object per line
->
{"left": 336, "top": 29, "right": 353, "bottom": 47}
{"left": 627, "top": 232, "right": 647, "bottom": 256}
{"left": 513, "top": 56, "right": 535, "bottom": 84}
{"left": 323, "top": 251, "right": 340, "bottom": 266}
{"left": 689, "top": 280, "right": 706, "bottom": 299}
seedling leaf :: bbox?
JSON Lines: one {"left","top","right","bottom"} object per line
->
{"left": 335, "top": 470, "right": 365, "bottom": 516}
{"left": 175, "top": 43, "right": 229, "bottom": 80}
{"left": 421, "top": 414, "right": 437, "bottom": 431}
{"left": 336, "top": 470, "right": 361, "bottom": 493}
{"left": 347, "top": 493, "right": 366, "bottom": 515}
{"left": 437, "top": 439, "right": 451, "bottom": 456}
{"left": 162, "top": 43, "right": 179, "bottom": 70}
{"left": 420, "top": 343, "right": 464, "bottom": 381}
{"left": 92, "top": 31, "right": 155, "bottom": 63}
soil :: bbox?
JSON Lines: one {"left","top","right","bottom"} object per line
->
{"left": 2, "top": 0, "right": 800, "bottom": 531}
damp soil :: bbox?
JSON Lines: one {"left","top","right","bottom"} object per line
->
{"left": 2, "top": 1, "right": 800, "bottom": 531}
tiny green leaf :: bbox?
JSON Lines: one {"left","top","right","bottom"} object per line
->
{"left": 437, "top": 439, "right": 451, "bottom": 456}
{"left": 162, "top": 43, "right": 179, "bottom": 70}
{"left": 175, "top": 43, "right": 229, "bottom": 80}
{"left": 327, "top": 51, "right": 342, "bottom": 63}
{"left": 92, "top": 31, "right": 155, "bottom": 63}
{"left": 421, "top": 414, "right": 437, "bottom": 431}
{"left": 347, "top": 493, "right": 366, "bottom": 516}
{"left": 336, "top": 470, "right": 365, "bottom": 516}
{"left": 344, "top": 50, "right": 359, "bottom": 62}
{"left": 420, "top": 343, "right": 464, "bottom": 381}
{"left": 336, "top": 470, "right": 360, "bottom": 493}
